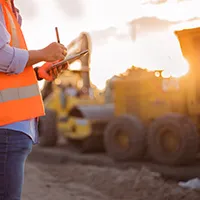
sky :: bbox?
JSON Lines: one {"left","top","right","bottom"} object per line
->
{"left": 14, "top": 0, "right": 200, "bottom": 89}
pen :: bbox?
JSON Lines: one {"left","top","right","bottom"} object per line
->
{"left": 55, "top": 27, "right": 60, "bottom": 43}
{"left": 50, "top": 27, "right": 61, "bottom": 77}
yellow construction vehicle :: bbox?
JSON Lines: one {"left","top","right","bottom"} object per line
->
{"left": 38, "top": 32, "right": 114, "bottom": 152}
{"left": 39, "top": 27, "right": 200, "bottom": 166}
{"left": 67, "top": 26, "right": 200, "bottom": 166}
{"left": 100, "top": 27, "right": 200, "bottom": 166}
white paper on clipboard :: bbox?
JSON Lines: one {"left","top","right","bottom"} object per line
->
{"left": 51, "top": 49, "right": 89, "bottom": 69}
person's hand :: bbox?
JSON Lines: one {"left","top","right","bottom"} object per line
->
{"left": 40, "top": 42, "right": 67, "bottom": 62}
{"left": 37, "top": 61, "right": 69, "bottom": 81}
{"left": 48, "top": 62, "right": 69, "bottom": 80}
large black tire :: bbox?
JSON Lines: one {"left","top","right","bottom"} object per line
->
{"left": 103, "top": 115, "right": 146, "bottom": 161}
{"left": 147, "top": 113, "right": 199, "bottom": 165}
{"left": 67, "top": 135, "right": 104, "bottom": 153}
{"left": 38, "top": 109, "right": 58, "bottom": 147}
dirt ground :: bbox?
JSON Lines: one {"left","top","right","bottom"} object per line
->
{"left": 22, "top": 147, "right": 200, "bottom": 200}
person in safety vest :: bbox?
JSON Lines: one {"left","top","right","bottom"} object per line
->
{"left": 0, "top": 0, "right": 68, "bottom": 199}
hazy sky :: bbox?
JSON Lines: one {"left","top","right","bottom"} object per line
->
{"left": 15, "top": 0, "right": 200, "bottom": 89}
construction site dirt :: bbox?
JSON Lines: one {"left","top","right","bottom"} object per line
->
{"left": 22, "top": 145, "right": 200, "bottom": 200}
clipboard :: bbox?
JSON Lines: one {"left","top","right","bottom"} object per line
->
{"left": 50, "top": 49, "right": 89, "bottom": 69}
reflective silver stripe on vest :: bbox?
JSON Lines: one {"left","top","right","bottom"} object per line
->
{"left": 0, "top": 84, "right": 40, "bottom": 103}
{"left": 4, "top": 6, "right": 20, "bottom": 48}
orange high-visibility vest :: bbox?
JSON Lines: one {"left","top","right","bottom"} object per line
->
{"left": 0, "top": 0, "right": 45, "bottom": 126}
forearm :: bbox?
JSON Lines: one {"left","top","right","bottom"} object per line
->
{"left": 26, "top": 50, "right": 44, "bottom": 67}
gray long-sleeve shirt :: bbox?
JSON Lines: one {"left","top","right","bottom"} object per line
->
{"left": 0, "top": 5, "right": 28, "bottom": 74}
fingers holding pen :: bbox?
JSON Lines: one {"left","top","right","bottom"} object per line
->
{"left": 40, "top": 42, "right": 67, "bottom": 62}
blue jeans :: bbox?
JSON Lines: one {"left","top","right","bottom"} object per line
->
{"left": 0, "top": 129, "right": 33, "bottom": 200}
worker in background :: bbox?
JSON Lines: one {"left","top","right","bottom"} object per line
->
{"left": 58, "top": 82, "right": 67, "bottom": 109}
{"left": 0, "top": 0, "right": 68, "bottom": 199}
{"left": 65, "top": 83, "right": 78, "bottom": 97}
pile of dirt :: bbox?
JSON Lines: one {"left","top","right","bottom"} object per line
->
{"left": 23, "top": 161, "right": 200, "bottom": 200}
